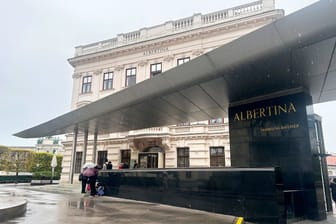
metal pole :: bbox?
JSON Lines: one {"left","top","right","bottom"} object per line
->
{"left": 51, "top": 167, "right": 54, "bottom": 184}
{"left": 69, "top": 128, "right": 78, "bottom": 184}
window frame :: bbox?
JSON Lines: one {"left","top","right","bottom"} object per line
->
{"left": 209, "top": 146, "right": 225, "bottom": 167}
{"left": 102, "top": 72, "right": 114, "bottom": 90}
{"left": 74, "top": 152, "right": 83, "bottom": 173}
{"left": 121, "top": 149, "right": 131, "bottom": 164}
{"left": 177, "top": 147, "right": 190, "bottom": 168}
{"left": 97, "top": 150, "right": 108, "bottom": 168}
{"left": 81, "top": 75, "right": 92, "bottom": 93}
{"left": 150, "top": 62, "right": 162, "bottom": 77}
{"left": 125, "top": 67, "right": 137, "bottom": 87}
{"left": 177, "top": 57, "right": 190, "bottom": 66}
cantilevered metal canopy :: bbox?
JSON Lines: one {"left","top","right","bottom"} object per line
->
{"left": 15, "top": 0, "right": 336, "bottom": 138}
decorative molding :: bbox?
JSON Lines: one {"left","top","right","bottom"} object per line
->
{"left": 138, "top": 60, "right": 148, "bottom": 67}
{"left": 115, "top": 65, "right": 125, "bottom": 71}
{"left": 76, "top": 100, "right": 92, "bottom": 108}
{"left": 93, "top": 69, "right": 102, "bottom": 76}
{"left": 72, "top": 73, "right": 81, "bottom": 79}
{"left": 192, "top": 49, "right": 204, "bottom": 56}
{"left": 163, "top": 55, "right": 174, "bottom": 62}
{"left": 68, "top": 11, "right": 281, "bottom": 67}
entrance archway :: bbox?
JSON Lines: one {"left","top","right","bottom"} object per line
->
{"left": 139, "top": 146, "right": 165, "bottom": 168}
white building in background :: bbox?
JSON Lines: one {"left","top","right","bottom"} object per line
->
{"left": 61, "top": 0, "right": 284, "bottom": 182}
{"left": 36, "top": 137, "right": 65, "bottom": 155}
{"left": 327, "top": 156, "right": 336, "bottom": 178}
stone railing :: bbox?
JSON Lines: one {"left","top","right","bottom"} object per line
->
{"left": 123, "top": 31, "right": 141, "bottom": 42}
{"left": 208, "top": 124, "right": 229, "bottom": 132}
{"left": 128, "top": 127, "right": 168, "bottom": 136}
{"left": 173, "top": 16, "right": 194, "bottom": 30}
{"left": 74, "top": 0, "right": 274, "bottom": 57}
{"left": 201, "top": 0, "right": 264, "bottom": 24}
{"left": 75, "top": 38, "right": 118, "bottom": 55}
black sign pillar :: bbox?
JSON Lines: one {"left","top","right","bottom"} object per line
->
{"left": 229, "top": 92, "right": 326, "bottom": 221}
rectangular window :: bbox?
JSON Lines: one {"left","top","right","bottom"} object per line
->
{"left": 97, "top": 150, "right": 108, "bottom": 168}
{"left": 103, "top": 72, "right": 113, "bottom": 90}
{"left": 177, "top": 147, "right": 189, "bottom": 168}
{"left": 125, "top": 68, "right": 136, "bottom": 87}
{"left": 121, "top": 149, "right": 131, "bottom": 165}
{"left": 150, "top": 63, "right": 162, "bottom": 77}
{"left": 177, "top": 57, "right": 190, "bottom": 66}
{"left": 75, "top": 152, "right": 82, "bottom": 173}
{"left": 210, "top": 147, "right": 225, "bottom": 167}
{"left": 209, "top": 118, "right": 224, "bottom": 125}
{"left": 81, "top": 75, "right": 92, "bottom": 93}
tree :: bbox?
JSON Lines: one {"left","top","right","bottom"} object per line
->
{"left": 0, "top": 147, "right": 34, "bottom": 183}
{"left": 0, "top": 145, "right": 10, "bottom": 171}
{"left": 31, "top": 152, "right": 63, "bottom": 180}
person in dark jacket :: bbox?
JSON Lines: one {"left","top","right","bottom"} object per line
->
{"left": 330, "top": 178, "right": 336, "bottom": 203}
{"left": 106, "top": 161, "right": 113, "bottom": 170}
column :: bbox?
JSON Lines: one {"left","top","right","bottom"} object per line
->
{"left": 92, "top": 131, "right": 98, "bottom": 163}
{"left": 81, "top": 129, "right": 88, "bottom": 169}
{"left": 69, "top": 128, "right": 78, "bottom": 184}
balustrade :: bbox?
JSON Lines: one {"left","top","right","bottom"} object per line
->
{"left": 74, "top": 0, "right": 272, "bottom": 56}
{"left": 128, "top": 127, "right": 166, "bottom": 136}
{"left": 173, "top": 17, "right": 193, "bottom": 30}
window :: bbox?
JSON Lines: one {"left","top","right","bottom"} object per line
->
{"left": 177, "top": 57, "right": 190, "bottom": 66}
{"left": 125, "top": 68, "right": 136, "bottom": 87}
{"left": 209, "top": 118, "right": 224, "bottom": 125}
{"left": 81, "top": 76, "right": 92, "bottom": 93}
{"left": 150, "top": 63, "right": 162, "bottom": 77}
{"left": 210, "top": 147, "right": 225, "bottom": 167}
{"left": 97, "top": 150, "right": 107, "bottom": 168}
{"left": 177, "top": 147, "right": 189, "bottom": 168}
{"left": 75, "top": 152, "right": 82, "bottom": 173}
{"left": 103, "top": 72, "right": 113, "bottom": 90}
{"left": 121, "top": 149, "right": 131, "bottom": 165}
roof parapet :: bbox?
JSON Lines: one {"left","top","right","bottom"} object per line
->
{"left": 74, "top": 0, "right": 275, "bottom": 57}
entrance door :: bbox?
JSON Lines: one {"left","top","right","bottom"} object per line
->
{"left": 139, "top": 153, "right": 158, "bottom": 168}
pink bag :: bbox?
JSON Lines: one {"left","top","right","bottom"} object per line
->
{"left": 86, "top": 183, "right": 91, "bottom": 191}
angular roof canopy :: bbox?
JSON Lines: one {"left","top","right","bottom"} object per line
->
{"left": 15, "top": 0, "right": 336, "bottom": 138}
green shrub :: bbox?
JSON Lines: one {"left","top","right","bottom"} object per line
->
{"left": 32, "top": 171, "right": 60, "bottom": 180}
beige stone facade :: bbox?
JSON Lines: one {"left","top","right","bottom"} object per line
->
{"left": 36, "top": 137, "right": 64, "bottom": 155}
{"left": 61, "top": 0, "right": 284, "bottom": 182}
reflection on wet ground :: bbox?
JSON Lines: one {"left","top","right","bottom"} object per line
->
{"left": 2, "top": 184, "right": 336, "bottom": 224}
{"left": 0, "top": 184, "right": 237, "bottom": 224}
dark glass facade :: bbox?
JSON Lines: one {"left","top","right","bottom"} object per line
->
{"left": 99, "top": 168, "right": 282, "bottom": 223}
{"left": 229, "top": 92, "right": 327, "bottom": 221}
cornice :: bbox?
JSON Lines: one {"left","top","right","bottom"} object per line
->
{"left": 62, "top": 132, "right": 229, "bottom": 148}
{"left": 72, "top": 72, "right": 81, "bottom": 79}
{"left": 68, "top": 11, "right": 282, "bottom": 67}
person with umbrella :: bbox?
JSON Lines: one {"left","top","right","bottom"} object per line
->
{"left": 81, "top": 162, "right": 99, "bottom": 196}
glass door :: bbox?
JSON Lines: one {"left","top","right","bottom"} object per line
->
{"left": 138, "top": 153, "right": 158, "bottom": 168}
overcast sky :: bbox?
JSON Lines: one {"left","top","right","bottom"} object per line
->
{"left": 1, "top": 0, "right": 335, "bottom": 153}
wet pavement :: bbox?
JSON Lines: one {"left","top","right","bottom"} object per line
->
{"left": 0, "top": 184, "right": 242, "bottom": 224}
{"left": 1, "top": 183, "right": 336, "bottom": 224}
